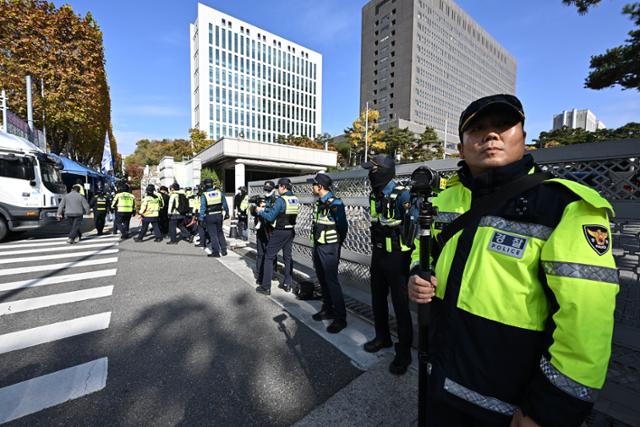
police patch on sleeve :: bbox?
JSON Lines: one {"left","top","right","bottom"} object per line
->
{"left": 583, "top": 225, "right": 610, "bottom": 255}
{"left": 488, "top": 231, "right": 528, "bottom": 259}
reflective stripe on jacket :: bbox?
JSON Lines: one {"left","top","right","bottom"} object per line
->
{"left": 111, "top": 192, "right": 135, "bottom": 213}
{"left": 274, "top": 194, "right": 300, "bottom": 229}
{"left": 370, "top": 184, "right": 411, "bottom": 252}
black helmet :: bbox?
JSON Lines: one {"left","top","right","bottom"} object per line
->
{"left": 203, "top": 178, "right": 214, "bottom": 187}
{"left": 170, "top": 182, "right": 180, "bottom": 191}
{"left": 145, "top": 184, "right": 155, "bottom": 194}
{"left": 263, "top": 181, "right": 275, "bottom": 192}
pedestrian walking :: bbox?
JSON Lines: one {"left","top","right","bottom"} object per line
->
{"left": 134, "top": 184, "right": 163, "bottom": 242}
{"left": 110, "top": 183, "right": 136, "bottom": 240}
{"left": 199, "top": 178, "right": 229, "bottom": 256}
{"left": 166, "top": 183, "right": 191, "bottom": 245}
{"left": 158, "top": 185, "right": 170, "bottom": 236}
{"left": 57, "top": 184, "right": 90, "bottom": 244}
{"left": 89, "top": 184, "right": 110, "bottom": 235}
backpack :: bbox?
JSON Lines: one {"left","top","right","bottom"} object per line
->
{"left": 177, "top": 193, "right": 190, "bottom": 215}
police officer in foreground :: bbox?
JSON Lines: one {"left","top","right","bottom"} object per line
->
{"left": 362, "top": 154, "right": 414, "bottom": 375}
{"left": 199, "top": 178, "right": 229, "bottom": 257}
{"left": 166, "top": 183, "right": 190, "bottom": 244}
{"left": 111, "top": 182, "right": 136, "bottom": 240}
{"left": 408, "top": 94, "right": 618, "bottom": 427}
{"left": 253, "top": 181, "right": 278, "bottom": 286}
{"left": 89, "top": 184, "right": 110, "bottom": 235}
{"left": 309, "top": 173, "right": 349, "bottom": 334}
{"left": 134, "top": 184, "right": 163, "bottom": 242}
{"left": 255, "top": 178, "right": 300, "bottom": 295}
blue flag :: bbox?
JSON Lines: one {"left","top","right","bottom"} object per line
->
{"left": 101, "top": 132, "right": 113, "bottom": 175}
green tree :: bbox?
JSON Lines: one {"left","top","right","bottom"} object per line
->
{"left": 564, "top": 0, "right": 640, "bottom": 90}
{"left": 380, "top": 127, "right": 416, "bottom": 160}
{"left": 344, "top": 109, "right": 385, "bottom": 165}
{"left": 189, "top": 128, "right": 211, "bottom": 154}
{"left": 200, "top": 167, "right": 222, "bottom": 189}
{"left": 125, "top": 138, "right": 192, "bottom": 167}
{"left": 415, "top": 127, "right": 445, "bottom": 161}
{"left": 534, "top": 122, "right": 640, "bottom": 147}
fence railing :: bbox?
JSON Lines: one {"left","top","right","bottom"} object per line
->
{"left": 248, "top": 139, "right": 640, "bottom": 426}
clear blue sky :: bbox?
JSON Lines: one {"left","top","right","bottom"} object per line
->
{"left": 56, "top": 0, "right": 639, "bottom": 155}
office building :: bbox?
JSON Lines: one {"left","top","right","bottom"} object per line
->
{"left": 552, "top": 109, "right": 605, "bottom": 132}
{"left": 360, "top": 0, "right": 517, "bottom": 152}
{"left": 190, "top": 3, "right": 322, "bottom": 144}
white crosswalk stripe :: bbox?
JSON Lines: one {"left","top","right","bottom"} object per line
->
{"left": 0, "top": 234, "right": 120, "bottom": 423}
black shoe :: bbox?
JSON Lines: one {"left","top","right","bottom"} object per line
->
{"left": 364, "top": 337, "right": 393, "bottom": 353}
{"left": 221, "top": 250, "right": 228, "bottom": 256}
{"left": 154, "top": 238, "right": 163, "bottom": 242}
{"left": 282, "top": 284, "right": 291, "bottom": 293}
{"left": 133, "top": 238, "right": 142, "bottom": 242}
{"left": 207, "top": 253, "right": 221, "bottom": 258}
{"left": 389, "top": 344, "right": 412, "bottom": 375}
{"left": 326, "top": 319, "right": 347, "bottom": 334}
{"left": 166, "top": 241, "right": 178, "bottom": 245}
{"left": 312, "top": 309, "right": 336, "bottom": 321}
{"left": 255, "top": 286, "right": 271, "bottom": 296}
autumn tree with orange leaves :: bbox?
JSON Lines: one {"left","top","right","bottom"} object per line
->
{"left": 0, "top": 0, "right": 116, "bottom": 168}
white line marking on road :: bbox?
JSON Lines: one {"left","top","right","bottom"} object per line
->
{"left": 0, "top": 237, "right": 120, "bottom": 250}
{"left": 0, "top": 249, "right": 119, "bottom": 265}
{"left": 0, "top": 269, "right": 117, "bottom": 293}
{"left": 3, "top": 242, "right": 118, "bottom": 256}
{"left": 0, "top": 286, "right": 114, "bottom": 316}
{"left": 19, "top": 233, "right": 118, "bottom": 243}
{"left": 0, "top": 357, "right": 108, "bottom": 424}
{"left": 0, "top": 312, "right": 111, "bottom": 355}
{"left": 0, "top": 258, "right": 118, "bottom": 277}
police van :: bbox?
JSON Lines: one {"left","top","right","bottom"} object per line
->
{"left": 0, "top": 130, "right": 66, "bottom": 241}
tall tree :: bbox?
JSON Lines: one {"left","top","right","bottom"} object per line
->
{"left": 189, "top": 128, "right": 211, "bottom": 154}
{"left": 564, "top": 0, "right": 640, "bottom": 90}
{"left": 534, "top": 122, "right": 640, "bottom": 147}
{"left": 125, "top": 138, "right": 193, "bottom": 166}
{"left": 415, "top": 127, "right": 445, "bottom": 161}
{"left": 344, "top": 109, "right": 385, "bottom": 165}
{"left": 0, "top": 1, "right": 116, "bottom": 166}
{"left": 381, "top": 127, "right": 416, "bottom": 161}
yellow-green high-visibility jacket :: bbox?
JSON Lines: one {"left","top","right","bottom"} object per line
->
{"left": 168, "top": 190, "right": 184, "bottom": 215}
{"left": 370, "top": 183, "right": 412, "bottom": 252}
{"left": 273, "top": 194, "right": 300, "bottom": 229}
{"left": 410, "top": 157, "right": 619, "bottom": 426}
{"left": 239, "top": 195, "right": 249, "bottom": 213}
{"left": 189, "top": 195, "right": 199, "bottom": 214}
{"left": 111, "top": 192, "right": 135, "bottom": 213}
{"left": 311, "top": 194, "right": 346, "bottom": 245}
{"left": 204, "top": 189, "right": 223, "bottom": 214}
{"left": 140, "top": 194, "right": 162, "bottom": 218}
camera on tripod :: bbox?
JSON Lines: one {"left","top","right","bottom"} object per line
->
{"left": 410, "top": 166, "right": 444, "bottom": 197}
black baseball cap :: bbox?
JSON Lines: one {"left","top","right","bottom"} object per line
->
{"left": 307, "top": 172, "right": 332, "bottom": 189}
{"left": 277, "top": 178, "right": 292, "bottom": 186}
{"left": 263, "top": 180, "right": 275, "bottom": 191}
{"left": 458, "top": 94, "right": 525, "bottom": 138}
{"left": 361, "top": 154, "right": 395, "bottom": 172}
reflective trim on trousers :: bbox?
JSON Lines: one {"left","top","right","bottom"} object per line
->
{"left": 443, "top": 378, "right": 517, "bottom": 416}
{"left": 540, "top": 357, "right": 598, "bottom": 402}
{"left": 542, "top": 261, "right": 618, "bottom": 284}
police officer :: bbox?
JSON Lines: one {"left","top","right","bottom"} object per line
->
{"left": 234, "top": 186, "right": 249, "bottom": 241}
{"left": 158, "top": 185, "right": 170, "bottom": 236}
{"left": 255, "top": 178, "right": 300, "bottom": 295}
{"left": 166, "top": 183, "right": 191, "bottom": 244}
{"left": 110, "top": 182, "right": 136, "bottom": 239}
{"left": 309, "top": 173, "right": 349, "bottom": 334}
{"left": 253, "top": 181, "right": 278, "bottom": 286}
{"left": 89, "top": 185, "right": 110, "bottom": 235}
{"left": 199, "top": 178, "right": 229, "bottom": 257}
{"left": 408, "top": 94, "right": 618, "bottom": 427}
{"left": 362, "top": 154, "right": 414, "bottom": 375}
{"left": 134, "top": 184, "right": 163, "bottom": 242}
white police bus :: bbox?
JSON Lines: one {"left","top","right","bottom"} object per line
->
{"left": 0, "top": 130, "right": 66, "bottom": 241}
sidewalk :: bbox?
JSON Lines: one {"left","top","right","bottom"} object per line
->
{"left": 221, "top": 233, "right": 421, "bottom": 426}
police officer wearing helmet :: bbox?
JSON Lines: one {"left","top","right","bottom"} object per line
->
{"left": 134, "top": 184, "right": 163, "bottom": 242}
{"left": 309, "top": 172, "right": 349, "bottom": 334}
{"left": 253, "top": 181, "right": 278, "bottom": 286}
{"left": 362, "top": 154, "right": 414, "bottom": 375}
{"left": 89, "top": 184, "right": 110, "bottom": 235}
{"left": 408, "top": 94, "right": 618, "bottom": 427}
{"left": 199, "top": 177, "right": 229, "bottom": 257}
{"left": 255, "top": 178, "right": 300, "bottom": 295}
{"left": 111, "top": 182, "right": 136, "bottom": 239}
{"left": 166, "top": 182, "right": 191, "bottom": 244}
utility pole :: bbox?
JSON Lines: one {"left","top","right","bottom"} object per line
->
{"left": 0, "top": 90, "right": 7, "bottom": 133}
{"left": 26, "top": 75, "right": 34, "bottom": 143}
{"left": 41, "top": 78, "right": 47, "bottom": 152}
{"left": 364, "top": 101, "right": 369, "bottom": 163}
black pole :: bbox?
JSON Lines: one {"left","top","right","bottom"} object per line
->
{"left": 417, "top": 195, "right": 435, "bottom": 427}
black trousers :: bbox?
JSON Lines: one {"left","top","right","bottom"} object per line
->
{"left": 205, "top": 214, "right": 226, "bottom": 254}
{"left": 198, "top": 219, "right": 209, "bottom": 246}
{"left": 255, "top": 228, "right": 275, "bottom": 283}
{"left": 312, "top": 243, "right": 346, "bottom": 321}
{"left": 370, "top": 248, "right": 413, "bottom": 349}
{"left": 168, "top": 215, "right": 190, "bottom": 242}
{"left": 67, "top": 215, "right": 83, "bottom": 240}
{"left": 159, "top": 212, "right": 169, "bottom": 235}
{"left": 261, "top": 229, "right": 294, "bottom": 289}
{"left": 114, "top": 213, "right": 131, "bottom": 237}
{"left": 138, "top": 217, "right": 161, "bottom": 239}
{"left": 94, "top": 212, "right": 106, "bottom": 234}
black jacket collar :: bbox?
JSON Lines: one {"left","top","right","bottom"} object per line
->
{"left": 458, "top": 154, "right": 536, "bottom": 195}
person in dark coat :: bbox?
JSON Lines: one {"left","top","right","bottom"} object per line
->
{"left": 57, "top": 184, "right": 90, "bottom": 244}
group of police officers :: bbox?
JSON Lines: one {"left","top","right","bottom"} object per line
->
{"left": 83, "top": 94, "right": 617, "bottom": 427}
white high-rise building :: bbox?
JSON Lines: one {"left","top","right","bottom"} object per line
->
{"left": 552, "top": 109, "right": 605, "bottom": 132}
{"left": 190, "top": 3, "right": 323, "bottom": 144}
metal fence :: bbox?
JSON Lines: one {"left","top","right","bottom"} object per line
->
{"left": 248, "top": 139, "right": 640, "bottom": 426}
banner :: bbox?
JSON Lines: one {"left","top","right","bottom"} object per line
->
{"left": 101, "top": 132, "right": 113, "bottom": 175}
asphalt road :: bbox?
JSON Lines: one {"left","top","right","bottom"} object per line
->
{"left": 0, "top": 221, "right": 362, "bottom": 426}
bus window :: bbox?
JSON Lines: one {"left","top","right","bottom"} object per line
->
{"left": 0, "top": 156, "right": 36, "bottom": 181}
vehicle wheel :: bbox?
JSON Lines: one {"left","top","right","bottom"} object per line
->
{"left": 0, "top": 217, "right": 7, "bottom": 242}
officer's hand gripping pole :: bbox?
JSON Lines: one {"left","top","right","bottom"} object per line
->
{"left": 410, "top": 166, "right": 441, "bottom": 427}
